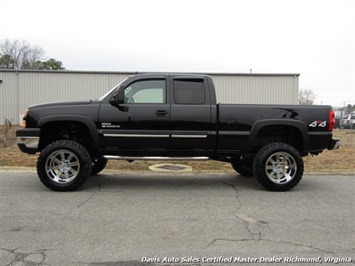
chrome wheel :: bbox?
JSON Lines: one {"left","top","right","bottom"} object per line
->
{"left": 265, "top": 152, "right": 297, "bottom": 184}
{"left": 45, "top": 149, "right": 80, "bottom": 184}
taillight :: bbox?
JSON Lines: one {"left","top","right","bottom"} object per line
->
{"left": 328, "top": 109, "right": 335, "bottom": 131}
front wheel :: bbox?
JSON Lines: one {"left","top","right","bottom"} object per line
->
{"left": 37, "top": 140, "right": 92, "bottom": 191}
{"left": 253, "top": 142, "right": 304, "bottom": 191}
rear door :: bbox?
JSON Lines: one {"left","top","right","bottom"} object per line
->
{"left": 169, "top": 76, "right": 213, "bottom": 153}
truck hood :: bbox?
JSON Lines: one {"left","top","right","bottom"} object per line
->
{"left": 29, "top": 100, "right": 94, "bottom": 109}
{"left": 25, "top": 100, "right": 101, "bottom": 127}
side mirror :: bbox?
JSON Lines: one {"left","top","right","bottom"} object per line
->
{"left": 109, "top": 86, "right": 125, "bottom": 106}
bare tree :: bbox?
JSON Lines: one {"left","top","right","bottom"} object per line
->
{"left": 0, "top": 39, "right": 45, "bottom": 69}
{"left": 298, "top": 89, "right": 317, "bottom": 105}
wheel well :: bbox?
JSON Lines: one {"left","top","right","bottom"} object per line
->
{"left": 38, "top": 121, "right": 96, "bottom": 156}
{"left": 253, "top": 125, "right": 303, "bottom": 153}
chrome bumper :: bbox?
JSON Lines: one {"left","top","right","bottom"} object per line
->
{"left": 17, "top": 136, "right": 39, "bottom": 148}
{"left": 16, "top": 128, "right": 40, "bottom": 154}
{"left": 17, "top": 137, "right": 39, "bottom": 154}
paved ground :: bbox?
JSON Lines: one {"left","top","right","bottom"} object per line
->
{"left": 0, "top": 170, "right": 354, "bottom": 266}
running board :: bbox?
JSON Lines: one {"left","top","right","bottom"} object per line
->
{"left": 104, "top": 155, "right": 209, "bottom": 161}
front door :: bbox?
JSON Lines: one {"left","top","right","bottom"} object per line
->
{"left": 99, "top": 78, "right": 170, "bottom": 155}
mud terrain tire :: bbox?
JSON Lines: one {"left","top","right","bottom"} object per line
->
{"left": 253, "top": 142, "right": 304, "bottom": 191}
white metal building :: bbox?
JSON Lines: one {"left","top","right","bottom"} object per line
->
{"left": 0, "top": 70, "right": 299, "bottom": 124}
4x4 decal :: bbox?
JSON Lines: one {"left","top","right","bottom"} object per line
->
{"left": 309, "top": 120, "right": 327, "bottom": 127}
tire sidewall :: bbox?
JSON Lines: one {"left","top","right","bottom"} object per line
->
{"left": 37, "top": 140, "right": 92, "bottom": 191}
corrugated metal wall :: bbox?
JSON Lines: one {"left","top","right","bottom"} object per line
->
{"left": 212, "top": 74, "right": 298, "bottom": 104}
{"left": 0, "top": 72, "right": 19, "bottom": 124}
{"left": 0, "top": 70, "right": 299, "bottom": 124}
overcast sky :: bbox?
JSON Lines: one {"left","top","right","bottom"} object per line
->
{"left": 0, "top": 0, "right": 354, "bottom": 107}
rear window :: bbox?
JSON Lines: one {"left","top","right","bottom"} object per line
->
{"left": 173, "top": 79, "right": 205, "bottom": 104}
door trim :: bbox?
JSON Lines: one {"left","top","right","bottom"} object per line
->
{"left": 103, "top": 133, "right": 169, "bottom": 138}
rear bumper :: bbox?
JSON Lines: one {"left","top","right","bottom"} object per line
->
{"left": 328, "top": 138, "right": 340, "bottom": 150}
{"left": 16, "top": 128, "right": 40, "bottom": 154}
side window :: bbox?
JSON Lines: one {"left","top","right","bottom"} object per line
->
{"left": 173, "top": 79, "right": 205, "bottom": 104}
{"left": 124, "top": 79, "right": 166, "bottom": 104}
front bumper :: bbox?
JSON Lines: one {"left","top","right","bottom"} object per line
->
{"left": 16, "top": 128, "right": 40, "bottom": 154}
{"left": 328, "top": 138, "right": 340, "bottom": 150}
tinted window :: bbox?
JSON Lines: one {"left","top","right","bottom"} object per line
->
{"left": 124, "top": 80, "right": 166, "bottom": 104}
{"left": 174, "top": 79, "right": 205, "bottom": 104}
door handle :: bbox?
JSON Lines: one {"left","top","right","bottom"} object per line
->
{"left": 155, "top": 110, "right": 169, "bottom": 117}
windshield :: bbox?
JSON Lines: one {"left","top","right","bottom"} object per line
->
{"left": 98, "top": 78, "right": 128, "bottom": 101}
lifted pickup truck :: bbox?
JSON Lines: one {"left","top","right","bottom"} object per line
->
{"left": 17, "top": 73, "right": 339, "bottom": 191}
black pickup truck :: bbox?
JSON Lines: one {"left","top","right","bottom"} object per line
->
{"left": 17, "top": 73, "right": 339, "bottom": 191}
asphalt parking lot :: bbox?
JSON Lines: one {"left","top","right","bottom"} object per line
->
{"left": 0, "top": 170, "right": 354, "bottom": 266}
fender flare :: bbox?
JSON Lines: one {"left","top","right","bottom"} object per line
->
{"left": 37, "top": 115, "right": 100, "bottom": 155}
{"left": 247, "top": 119, "right": 309, "bottom": 154}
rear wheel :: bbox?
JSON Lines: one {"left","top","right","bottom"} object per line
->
{"left": 231, "top": 157, "right": 254, "bottom": 176}
{"left": 253, "top": 142, "right": 304, "bottom": 191}
{"left": 37, "top": 140, "right": 92, "bottom": 191}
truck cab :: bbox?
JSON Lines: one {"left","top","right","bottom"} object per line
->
{"left": 99, "top": 74, "right": 217, "bottom": 156}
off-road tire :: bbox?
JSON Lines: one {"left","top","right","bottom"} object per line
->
{"left": 253, "top": 142, "right": 304, "bottom": 191}
{"left": 37, "top": 140, "right": 92, "bottom": 191}
{"left": 91, "top": 158, "right": 108, "bottom": 175}
{"left": 231, "top": 158, "right": 254, "bottom": 176}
